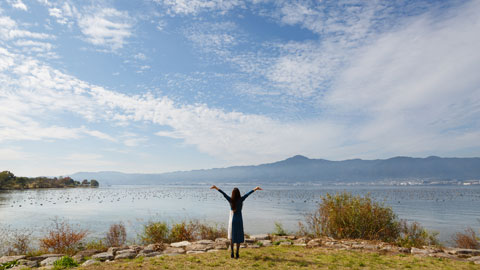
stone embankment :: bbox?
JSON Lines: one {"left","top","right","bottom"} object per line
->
{"left": 1, "top": 234, "right": 479, "bottom": 269}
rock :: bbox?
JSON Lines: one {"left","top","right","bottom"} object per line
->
{"left": 258, "top": 240, "right": 272, "bottom": 247}
{"left": 170, "top": 241, "right": 191, "bottom": 248}
{"left": 128, "top": 245, "right": 143, "bottom": 253}
{"left": 286, "top": 235, "right": 296, "bottom": 240}
{"left": 92, "top": 252, "right": 114, "bottom": 261}
{"left": 28, "top": 254, "right": 64, "bottom": 262}
{"left": 136, "top": 251, "right": 162, "bottom": 258}
{"left": 185, "top": 243, "right": 214, "bottom": 252}
{"left": 163, "top": 247, "right": 186, "bottom": 255}
{"left": 17, "top": 259, "right": 38, "bottom": 268}
{"left": 279, "top": 241, "right": 292, "bottom": 246}
{"left": 186, "top": 251, "right": 205, "bottom": 254}
{"left": 82, "top": 259, "right": 100, "bottom": 267}
{"left": 293, "top": 237, "right": 310, "bottom": 246}
{"left": 207, "top": 249, "right": 220, "bottom": 253}
{"left": 72, "top": 249, "right": 100, "bottom": 262}
{"left": 245, "top": 238, "right": 255, "bottom": 244}
{"left": 272, "top": 236, "right": 288, "bottom": 242}
{"left": 429, "top": 253, "right": 457, "bottom": 259}
{"left": 196, "top": 240, "right": 215, "bottom": 245}
{"left": 307, "top": 238, "right": 323, "bottom": 248}
{"left": 107, "top": 247, "right": 127, "bottom": 255}
{"left": 448, "top": 248, "right": 480, "bottom": 256}
{"left": 250, "top": 234, "right": 270, "bottom": 241}
{"left": 143, "top": 243, "right": 164, "bottom": 253}
{"left": 40, "top": 257, "right": 61, "bottom": 266}
{"left": 247, "top": 244, "right": 260, "bottom": 248}
{"left": 0, "top": 255, "right": 26, "bottom": 264}
{"left": 115, "top": 252, "right": 137, "bottom": 260}
{"left": 467, "top": 256, "right": 480, "bottom": 262}
{"left": 8, "top": 266, "right": 30, "bottom": 270}
{"left": 117, "top": 249, "right": 136, "bottom": 255}
{"left": 215, "top": 238, "right": 229, "bottom": 244}
{"left": 214, "top": 244, "right": 228, "bottom": 250}
{"left": 411, "top": 248, "right": 429, "bottom": 255}
{"left": 363, "top": 244, "right": 378, "bottom": 250}
{"left": 351, "top": 244, "right": 364, "bottom": 249}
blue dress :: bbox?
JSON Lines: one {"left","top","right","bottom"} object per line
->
{"left": 218, "top": 189, "right": 254, "bottom": 243}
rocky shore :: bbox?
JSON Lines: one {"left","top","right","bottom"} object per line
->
{"left": 1, "top": 234, "right": 480, "bottom": 269}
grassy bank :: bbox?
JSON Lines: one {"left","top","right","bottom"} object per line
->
{"left": 78, "top": 246, "right": 478, "bottom": 270}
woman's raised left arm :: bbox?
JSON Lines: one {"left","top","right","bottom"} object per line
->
{"left": 241, "top": 186, "right": 262, "bottom": 201}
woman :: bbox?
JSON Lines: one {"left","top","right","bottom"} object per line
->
{"left": 210, "top": 185, "right": 262, "bottom": 259}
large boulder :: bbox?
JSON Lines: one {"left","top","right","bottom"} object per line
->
{"left": 17, "top": 259, "right": 38, "bottom": 268}
{"left": 185, "top": 243, "right": 214, "bottom": 252}
{"left": 73, "top": 249, "right": 100, "bottom": 262}
{"left": 27, "top": 254, "right": 64, "bottom": 262}
{"left": 82, "top": 259, "right": 100, "bottom": 267}
{"left": 258, "top": 240, "right": 272, "bottom": 247}
{"left": 307, "top": 238, "right": 323, "bottom": 248}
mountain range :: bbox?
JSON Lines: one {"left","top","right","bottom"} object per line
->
{"left": 69, "top": 155, "right": 480, "bottom": 185}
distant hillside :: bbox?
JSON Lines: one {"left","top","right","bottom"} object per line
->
{"left": 69, "top": 155, "right": 480, "bottom": 185}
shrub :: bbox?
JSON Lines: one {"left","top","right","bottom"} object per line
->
{"left": 300, "top": 192, "right": 400, "bottom": 242}
{"left": 53, "top": 256, "right": 78, "bottom": 270}
{"left": 452, "top": 227, "right": 479, "bottom": 249}
{"left": 197, "top": 222, "right": 227, "bottom": 240}
{"left": 397, "top": 220, "right": 439, "bottom": 248}
{"left": 272, "top": 222, "right": 288, "bottom": 236}
{"left": 39, "top": 218, "right": 88, "bottom": 255}
{"left": 169, "top": 221, "right": 197, "bottom": 242}
{"left": 105, "top": 223, "right": 127, "bottom": 247}
{"left": 140, "top": 221, "right": 169, "bottom": 244}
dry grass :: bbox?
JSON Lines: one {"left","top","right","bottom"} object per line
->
{"left": 77, "top": 246, "right": 479, "bottom": 270}
{"left": 452, "top": 228, "right": 480, "bottom": 249}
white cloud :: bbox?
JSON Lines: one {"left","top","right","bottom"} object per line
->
{"left": 7, "top": 0, "right": 28, "bottom": 11}
{"left": 160, "top": 0, "right": 242, "bottom": 15}
{"left": 134, "top": 53, "right": 146, "bottom": 60}
{"left": 48, "top": 2, "right": 77, "bottom": 25}
{"left": 77, "top": 7, "right": 133, "bottom": 51}
{"left": 0, "top": 16, "right": 53, "bottom": 40}
{"left": 0, "top": 148, "right": 30, "bottom": 161}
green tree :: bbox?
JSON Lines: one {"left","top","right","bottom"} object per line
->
{"left": 90, "top": 179, "right": 99, "bottom": 187}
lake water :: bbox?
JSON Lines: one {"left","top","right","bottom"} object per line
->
{"left": 1, "top": 184, "right": 479, "bottom": 244}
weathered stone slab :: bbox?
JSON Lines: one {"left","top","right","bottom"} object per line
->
{"left": 163, "top": 247, "right": 186, "bottom": 255}
{"left": 92, "top": 252, "right": 114, "bottom": 261}
{"left": 170, "top": 241, "right": 191, "bottom": 248}
{"left": 307, "top": 238, "right": 322, "bottom": 248}
{"left": 82, "top": 259, "right": 100, "bottom": 267}
{"left": 115, "top": 252, "right": 136, "bottom": 260}
{"left": 250, "top": 234, "right": 269, "bottom": 241}
{"left": 279, "top": 241, "right": 292, "bottom": 246}
{"left": 117, "top": 249, "right": 136, "bottom": 255}
{"left": 40, "top": 257, "right": 61, "bottom": 267}
{"left": 17, "top": 259, "right": 38, "bottom": 268}
{"left": 186, "top": 251, "right": 205, "bottom": 254}
{"left": 293, "top": 237, "right": 310, "bottom": 246}
{"left": 27, "top": 254, "right": 63, "bottom": 262}
{"left": 0, "top": 255, "right": 26, "bottom": 264}
{"left": 143, "top": 243, "right": 163, "bottom": 253}
{"left": 185, "top": 243, "right": 214, "bottom": 252}
{"left": 196, "top": 240, "right": 215, "bottom": 245}
{"left": 136, "top": 251, "right": 162, "bottom": 258}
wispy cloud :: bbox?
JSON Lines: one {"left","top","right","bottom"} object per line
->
{"left": 77, "top": 7, "right": 133, "bottom": 51}
{"left": 159, "top": 0, "right": 242, "bottom": 15}
{"left": 6, "top": 0, "right": 27, "bottom": 11}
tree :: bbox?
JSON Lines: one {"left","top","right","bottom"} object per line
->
{"left": 90, "top": 179, "right": 99, "bottom": 187}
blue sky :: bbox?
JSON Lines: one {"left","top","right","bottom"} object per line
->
{"left": 1, "top": 0, "right": 479, "bottom": 177}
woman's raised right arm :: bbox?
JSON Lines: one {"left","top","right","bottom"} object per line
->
{"left": 211, "top": 185, "right": 231, "bottom": 202}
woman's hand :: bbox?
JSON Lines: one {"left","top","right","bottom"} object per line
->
{"left": 253, "top": 186, "right": 262, "bottom": 191}
{"left": 210, "top": 185, "right": 219, "bottom": 190}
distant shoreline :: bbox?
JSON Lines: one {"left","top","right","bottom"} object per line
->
{"left": 0, "top": 171, "right": 99, "bottom": 190}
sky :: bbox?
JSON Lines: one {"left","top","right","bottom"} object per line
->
{"left": 1, "top": 0, "right": 479, "bottom": 177}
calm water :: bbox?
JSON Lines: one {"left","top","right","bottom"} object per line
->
{"left": 1, "top": 184, "right": 479, "bottom": 244}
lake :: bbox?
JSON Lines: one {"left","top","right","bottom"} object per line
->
{"left": 1, "top": 184, "right": 479, "bottom": 244}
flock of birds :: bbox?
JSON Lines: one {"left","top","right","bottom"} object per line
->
{"left": 1, "top": 186, "right": 480, "bottom": 210}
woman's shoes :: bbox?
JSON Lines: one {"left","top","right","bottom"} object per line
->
{"left": 235, "top": 253, "right": 239, "bottom": 259}
{"left": 231, "top": 252, "right": 234, "bottom": 258}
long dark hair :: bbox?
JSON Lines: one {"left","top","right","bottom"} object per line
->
{"left": 231, "top": 188, "right": 241, "bottom": 212}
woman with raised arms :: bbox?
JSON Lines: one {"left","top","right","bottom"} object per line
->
{"left": 210, "top": 185, "right": 262, "bottom": 259}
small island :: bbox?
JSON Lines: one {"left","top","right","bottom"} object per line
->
{"left": 0, "top": 171, "right": 99, "bottom": 190}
